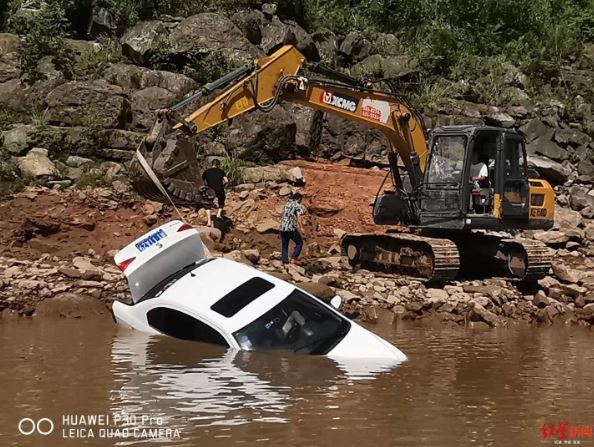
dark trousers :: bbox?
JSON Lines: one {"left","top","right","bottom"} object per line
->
{"left": 280, "top": 230, "right": 303, "bottom": 264}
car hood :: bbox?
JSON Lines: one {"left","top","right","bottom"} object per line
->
{"left": 326, "top": 321, "right": 406, "bottom": 361}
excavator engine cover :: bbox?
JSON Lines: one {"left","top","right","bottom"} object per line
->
{"left": 130, "top": 136, "right": 215, "bottom": 208}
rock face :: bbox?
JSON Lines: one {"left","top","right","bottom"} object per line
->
{"left": 45, "top": 81, "right": 131, "bottom": 129}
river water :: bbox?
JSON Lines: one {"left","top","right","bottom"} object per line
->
{"left": 0, "top": 316, "right": 592, "bottom": 446}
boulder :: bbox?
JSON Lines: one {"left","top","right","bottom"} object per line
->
{"left": 0, "top": 33, "right": 20, "bottom": 54}
{"left": 519, "top": 119, "right": 554, "bottom": 143}
{"left": 90, "top": 6, "right": 116, "bottom": 35}
{"left": 338, "top": 31, "right": 371, "bottom": 62}
{"left": 469, "top": 302, "right": 498, "bottom": 327}
{"left": 427, "top": 288, "right": 449, "bottom": 303}
{"left": 554, "top": 206, "right": 584, "bottom": 229}
{"left": 230, "top": 9, "right": 266, "bottom": 45}
{"left": 532, "top": 230, "right": 570, "bottom": 246}
{"left": 131, "top": 86, "right": 176, "bottom": 130}
{"left": 242, "top": 249, "right": 260, "bottom": 264}
{"left": 530, "top": 139, "right": 569, "bottom": 161}
{"left": 487, "top": 112, "right": 515, "bottom": 128}
{"left": 569, "top": 185, "right": 594, "bottom": 211}
{"left": 312, "top": 29, "right": 339, "bottom": 65}
{"left": 243, "top": 166, "right": 288, "bottom": 183}
{"left": 168, "top": 13, "right": 260, "bottom": 65}
{"left": 552, "top": 263, "right": 581, "bottom": 284}
{"left": 120, "top": 20, "right": 168, "bottom": 65}
{"left": 35, "top": 293, "right": 106, "bottom": 318}
{"left": 17, "top": 148, "right": 57, "bottom": 177}
{"left": 532, "top": 291, "right": 550, "bottom": 308}
{"left": 527, "top": 155, "right": 571, "bottom": 184}
{"left": 256, "top": 219, "right": 278, "bottom": 233}
{"left": 296, "top": 282, "right": 335, "bottom": 303}
{"left": 226, "top": 106, "right": 298, "bottom": 163}
{"left": 351, "top": 54, "right": 418, "bottom": 80}
{"left": 554, "top": 128, "right": 592, "bottom": 148}
{"left": 1, "top": 124, "right": 34, "bottom": 155}
{"left": 260, "top": 17, "right": 319, "bottom": 60}
{"left": 374, "top": 32, "right": 401, "bottom": 56}
{"left": 577, "top": 158, "right": 594, "bottom": 180}
{"left": 585, "top": 223, "right": 594, "bottom": 242}
{"left": 102, "top": 63, "right": 197, "bottom": 97}
{"left": 261, "top": 3, "right": 277, "bottom": 17}
{"left": 0, "top": 33, "right": 21, "bottom": 82}
{"left": 66, "top": 155, "right": 93, "bottom": 168}
{"left": 45, "top": 81, "right": 131, "bottom": 129}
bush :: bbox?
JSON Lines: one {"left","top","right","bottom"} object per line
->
{"left": 220, "top": 154, "right": 246, "bottom": 186}
{"left": 11, "top": 1, "right": 75, "bottom": 83}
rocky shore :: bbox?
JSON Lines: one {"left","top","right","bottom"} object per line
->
{"left": 1, "top": 172, "right": 593, "bottom": 328}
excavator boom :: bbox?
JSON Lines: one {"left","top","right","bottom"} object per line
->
{"left": 129, "top": 45, "right": 428, "bottom": 206}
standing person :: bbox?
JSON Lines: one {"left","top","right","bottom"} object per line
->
{"left": 279, "top": 192, "right": 306, "bottom": 267}
{"left": 202, "top": 159, "right": 228, "bottom": 227}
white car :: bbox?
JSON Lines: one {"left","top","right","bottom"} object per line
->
{"left": 112, "top": 220, "right": 406, "bottom": 361}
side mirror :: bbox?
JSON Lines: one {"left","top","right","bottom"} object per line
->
{"left": 330, "top": 295, "right": 342, "bottom": 310}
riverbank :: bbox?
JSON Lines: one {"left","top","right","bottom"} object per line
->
{"left": 1, "top": 162, "right": 593, "bottom": 328}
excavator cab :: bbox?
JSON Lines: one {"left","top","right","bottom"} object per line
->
{"left": 419, "top": 126, "right": 554, "bottom": 232}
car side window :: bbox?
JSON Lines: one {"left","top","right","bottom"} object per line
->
{"left": 147, "top": 307, "right": 229, "bottom": 347}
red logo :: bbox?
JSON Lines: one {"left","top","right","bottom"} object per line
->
{"left": 541, "top": 421, "right": 592, "bottom": 443}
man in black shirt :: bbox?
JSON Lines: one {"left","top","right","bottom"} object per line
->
{"left": 202, "top": 159, "right": 229, "bottom": 227}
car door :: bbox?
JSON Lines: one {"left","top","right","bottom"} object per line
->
{"left": 498, "top": 134, "right": 529, "bottom": 220}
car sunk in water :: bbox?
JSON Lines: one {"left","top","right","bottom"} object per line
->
{"left": 112, "top": 221, "right": 406, "bottom": 361}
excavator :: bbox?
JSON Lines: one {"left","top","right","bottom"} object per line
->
{"left": 130, "top": 45, "right": 555, "bottom": 281}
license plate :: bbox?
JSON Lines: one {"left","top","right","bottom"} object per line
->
{"left": 135, "top": 229, "right": 167, "bottom": 252}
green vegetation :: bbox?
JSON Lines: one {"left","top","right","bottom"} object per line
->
{"left": 220, "top": 154, "right": 246, "bottom": 186}
{"left": 0, "top": 159, "right": 26, "bottom": 198}
{"left": 74, "top": 38, "right": 122, "bottom": 76}
{"left": 1, "top": 0, "right": 593, "bottom": 113}
{"left": 0, "top": 108, "right": 28, "bottom": 132}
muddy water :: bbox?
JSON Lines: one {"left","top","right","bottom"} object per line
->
{"left": 0, "top": 317, "right": 592, "bottom": 447}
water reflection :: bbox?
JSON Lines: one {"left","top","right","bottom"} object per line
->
{"left": 110, "top": 329, "right": 403, "bottom": 432}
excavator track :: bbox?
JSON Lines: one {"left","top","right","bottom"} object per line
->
{"left": 499, "top": 237, "right": 553, "bottom": 281}
{"left": 342, "top": 232, "right": 552, "bottom": 282}
{"left": 341, "top": 233, "right": 460, "bottom": 281}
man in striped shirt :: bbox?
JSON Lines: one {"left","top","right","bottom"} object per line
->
{"left": 279, "top": 192, "right": 305, "bottom": 266}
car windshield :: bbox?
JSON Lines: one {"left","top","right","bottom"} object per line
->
{"left": 233, "top": 289, "right": 350, "bottom": 355}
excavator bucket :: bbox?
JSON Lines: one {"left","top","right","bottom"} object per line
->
{"left": 129, "top": 135, "right": 215, "bottom": 208}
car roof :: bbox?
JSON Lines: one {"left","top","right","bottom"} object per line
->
{"left": 152, "top": 258, "right": 296, "bottom": 334}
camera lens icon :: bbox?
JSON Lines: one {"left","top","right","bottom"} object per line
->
{"left": 18, "top": 418, "right": 54, "bottom": 435}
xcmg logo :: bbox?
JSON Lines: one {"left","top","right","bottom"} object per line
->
{"left": 319, "top": 91, "right": 359, "bottom": 112}
{"left": 18, "top": 417, "right": 55, "bottom": 435}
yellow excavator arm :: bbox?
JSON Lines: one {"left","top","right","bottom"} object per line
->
{"left": 130, "top": 45, "right": 428, "bottom": 206}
